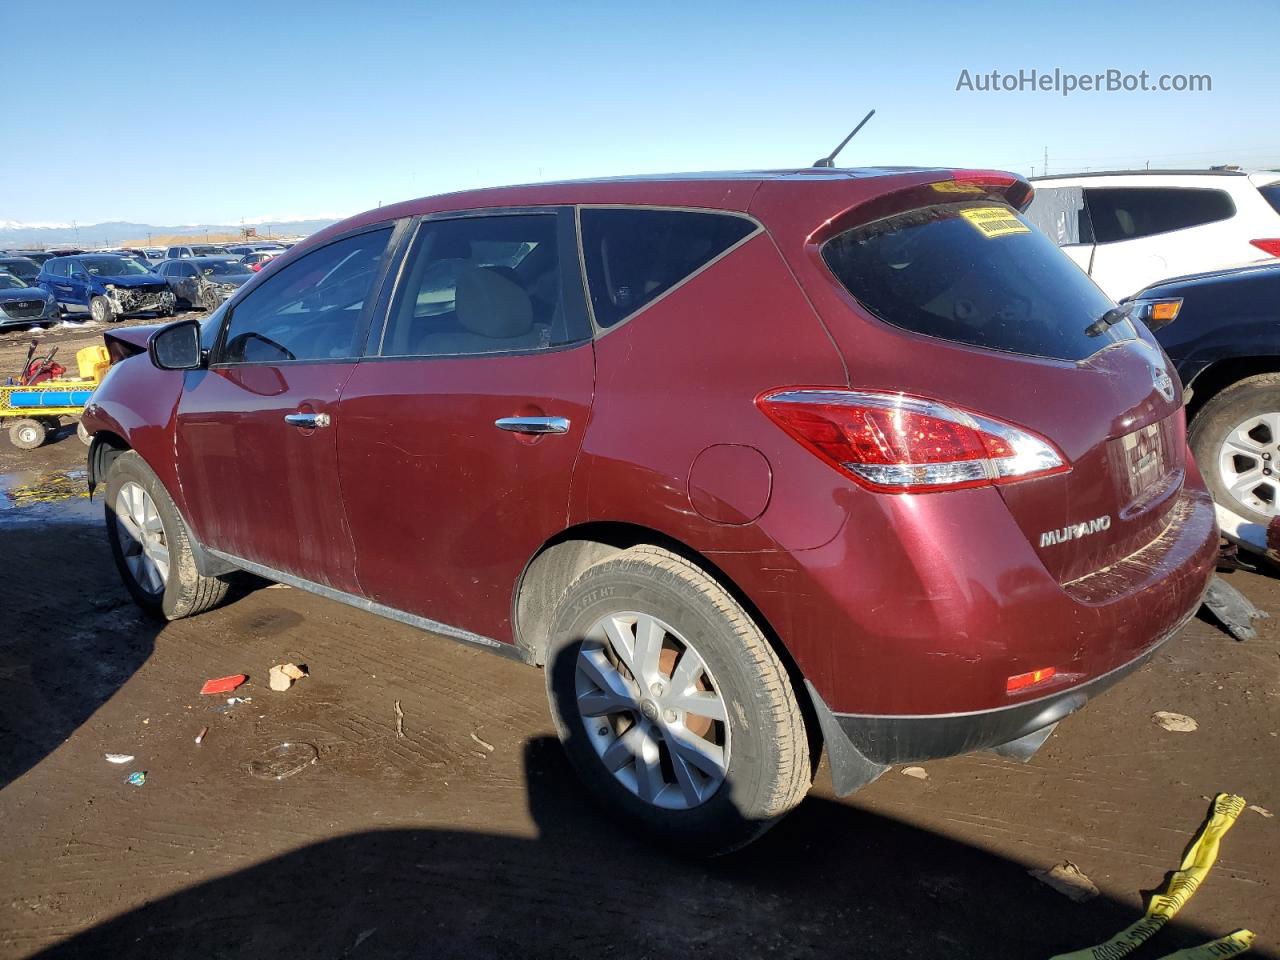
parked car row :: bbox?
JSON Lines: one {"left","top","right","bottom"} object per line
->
{"left": 83, "top": 167, "right": 1222, "bottom": 853}
{"left": 0, "top": 245, "right": 287, "bottom": 328}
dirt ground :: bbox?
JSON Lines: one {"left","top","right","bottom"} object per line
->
{"left": 1, "top": 319, "right": 1277, "bottom": 960}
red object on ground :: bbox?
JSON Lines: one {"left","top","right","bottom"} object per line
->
{"left": 199, "top": 674, "right": 247, "bottom": 695}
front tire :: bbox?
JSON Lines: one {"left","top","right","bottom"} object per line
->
{"left": 104, "top": 451, "right": 230, "bottom": 619}
{"left": 1189, "top": 374, "right": 1280, "bottom": 525}
{"left": 89, "top": 295, "right": 115, "bottom": 324}
{"left": 545, "top": 545, "right": 811, "bottom": 855}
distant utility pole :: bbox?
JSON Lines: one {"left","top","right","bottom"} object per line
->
{"left": 1043, "top": 146, "right": 1048, "bottom": 177}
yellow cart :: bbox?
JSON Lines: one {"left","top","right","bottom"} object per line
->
{"left": 2, "top": 345, "right": 110, "bottom": 450}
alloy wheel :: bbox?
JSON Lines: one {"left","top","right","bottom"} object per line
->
{"left": 114, "top": 481, "right": 170, "bottom": 595}
{"left": 91, "top": 299, "right": 106, "bottom": 322}
{"left": 1217, "top": 412, "right": 1280, "bottom": 517}
{"left": 575, "top": 611, "right": 730, "bottom": 810}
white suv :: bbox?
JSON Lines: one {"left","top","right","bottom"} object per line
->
{"left": 1025, "top": 169, "right": 1280, "bottom": 301}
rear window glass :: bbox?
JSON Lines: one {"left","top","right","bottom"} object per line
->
{"left": 1084, "top": 187, "right": 1234, "bottom": 243}
{"left": 580, "top": 209, "right": 756, "bottom": 328}
{"left": 822, "top": 200, "right": 1130, "bottom": 362}
{"left": 1258, "top": 184, "right": 1280, "bottom": 216}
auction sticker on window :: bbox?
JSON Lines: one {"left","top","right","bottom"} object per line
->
{"left": 958, "top": 207, "right": 1031, "bottom": 238}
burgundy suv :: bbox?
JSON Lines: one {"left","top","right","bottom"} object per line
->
{"left": 83, "top": 168, "right": 1218, "bottom": 852}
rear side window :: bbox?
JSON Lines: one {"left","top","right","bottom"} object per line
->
{"left": 822, "top": 200, "right": 1128, "bottom": 362}
{"left": 1258, "top": 183, "right": 1280, "bottom": 215}
{"left": 45, "top": 260, "right": 69, "bottom": 278}
{"left": 381, "top": 212, "right": 588, "bottom": 357}
{"left": 1084, "top": 188, "right": 1235, "bottom": 243}
{"left": 219, "top": 227, "right": 392, "bottom": 364}
{"left": 580, "top": 209, "right": 756, "bottom": 328}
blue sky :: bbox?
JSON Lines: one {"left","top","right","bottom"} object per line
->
{"left": 2, "top": 0, "right": 1273, "bottom": 225}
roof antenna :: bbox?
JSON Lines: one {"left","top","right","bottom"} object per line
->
{"left": 813, "top": 109, "right": 876, "bottom": 168}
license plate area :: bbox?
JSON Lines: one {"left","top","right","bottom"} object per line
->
{"left": 1109, "top": 417, "right": 1179, "bottom": 509}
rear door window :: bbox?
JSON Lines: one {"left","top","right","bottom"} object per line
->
{"left": 380, "top": 211, "right": 588, "bottom": 357}
{"left": 1083, "top": 187, "right": 1235, "bottom": 243}
{"left": 822, "top": 200, "right": 1128, "bottom": 362}
{"left": 218, "top": 227, "right": 393, "bottom": 364}
{"left": 579, "top": 208, "right": 757, "bottom": 328}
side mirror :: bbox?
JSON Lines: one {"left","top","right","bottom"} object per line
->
{"left": 149, "top": 319, "right": 204, "bottom": 371}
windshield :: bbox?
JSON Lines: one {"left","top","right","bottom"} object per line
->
{"left": 0, "top": 274, "right": 30, "bottom": 290}
{"left": 191, "top": 245, "right": 222, "bottom": 256}
{"left": 203, "top": 261, "right": 252, "bottom": 277}
{"left": 81, "top": 256, "right": 151, "bottom": 277}
{"left": 822, "top": 200, "right": 1131, "bottom": 362}
{"left": 0, "top": 259, "right": 38, "bottom": 281}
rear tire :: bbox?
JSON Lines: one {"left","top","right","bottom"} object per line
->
{"left": 1189, "top": 374, "right": 1280, "bottom": 525}
{"left": 104, "top": 451, "right": 230, "bottom": 620}
{"left": 544, "top": 545, "right": 811, "bottom": 855}
{"left": 8, "top": 418, "right": 49, "bottom": 450}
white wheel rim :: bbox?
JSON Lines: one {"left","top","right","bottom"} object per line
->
{"left": 575, "top": 612, "right": 730, "bottom": 810}
{"left": 91, "top": 299, "right": 105, "bottom": 321}
{"left": 17, "top": 425, "right": 39, "bottom": 444}
{"left": 1217, "top": 412, "right": 1280, "bottom": 517}
{"left": 114, "top": 481, "right": 170, "bottom": 595}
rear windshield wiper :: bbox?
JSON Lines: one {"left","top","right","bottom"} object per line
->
{"left": 1085, "top": 302, "right": 1133, "bottom": 338}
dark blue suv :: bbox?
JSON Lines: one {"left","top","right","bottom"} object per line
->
{"left": 38, "top": 254, "right": 176, "bottom": 323}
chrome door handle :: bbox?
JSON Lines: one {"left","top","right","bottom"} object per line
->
{"left": 284, "top": 411, "right": 330, "bottom": 429}
{"left": 494, "top": 416, "right": 570, "bottom": 435}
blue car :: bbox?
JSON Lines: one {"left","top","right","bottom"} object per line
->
{"left": 37, "top": 254, "right": 176, "bottom": 323}
{"left": 0, "top": 272, "right": 60, "bottom": 329}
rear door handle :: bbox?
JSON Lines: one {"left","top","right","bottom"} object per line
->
{"left": 284, "top": 411, "right": 330, "bottom": 429}
{"left": 494, "top": 416, "right": 570, "bottom": 435}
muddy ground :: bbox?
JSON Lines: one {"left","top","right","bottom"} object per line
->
{"left": 0, "top": 319, "right": 1277, "bottom": 959}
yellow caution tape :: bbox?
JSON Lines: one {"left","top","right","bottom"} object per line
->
{"left": 958, "top": 206, "right": 1031, "bottom": 238}
{"left": 1155, "top": 930, "right": 1255, "bottom": 959}
{"left": 1050, "top": 793, "right": 1247, "bottom": 960}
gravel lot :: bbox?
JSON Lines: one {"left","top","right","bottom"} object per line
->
{"left": 1, "top": 318, "right": 1276, "bottom": 959}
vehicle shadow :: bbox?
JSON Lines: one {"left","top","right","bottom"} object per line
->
{"left": 29, "top": 735, "right": 1260, "bottom": 960}
{"left": 0, "top": 518, "right": 161, "bottom": 790}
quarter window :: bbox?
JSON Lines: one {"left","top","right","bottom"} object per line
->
{"left": 45, "top": 260, "right": 70, "bottom": 278}
{"left": 381, "top": 213, "right": 584, "bottom": 357}
{"left": 1083, "top": 187, "right": 1235, "bottom": 244}
{"left": 218, "top": 227, "right": 392, "bottom": 364}
{"left": 579, "top": 209, "right": 756, "bottom": 328}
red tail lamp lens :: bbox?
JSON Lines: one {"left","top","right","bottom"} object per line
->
{"left": 757, "top": 389, "right": 1068, "bottom": 494}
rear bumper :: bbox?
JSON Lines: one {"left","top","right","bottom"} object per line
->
{"left": 807, "top": 597, "right": 1198, "bottom": 794}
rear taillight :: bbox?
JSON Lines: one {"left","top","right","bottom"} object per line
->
{"left": 1250, "top": 239, "right": 1280, "bottom": 258}
{"left": 757, "top": 389, "right": 1069, "bottom": 493}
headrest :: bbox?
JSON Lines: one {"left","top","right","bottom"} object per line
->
{"left": 455, "top": 265, "right": 534, "bottom": 338}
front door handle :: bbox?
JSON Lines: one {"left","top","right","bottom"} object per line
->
{"left": 494, "top": 416, "right": 570, "bottom": 435}
{"left": 284, "top": 411, "right": 330, "bottom": 429}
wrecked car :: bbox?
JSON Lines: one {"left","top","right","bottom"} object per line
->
{"left": 37, "top": 255, "right": 175, "bottom": 323}
{"left": 83, "top": 168, "right": 1218, "bottom": 854}
{"left": 155, "top": 257, "right": 253, "bottom": 310}
{"left": 0, "top": 272, "right": 60, "bottom": 328}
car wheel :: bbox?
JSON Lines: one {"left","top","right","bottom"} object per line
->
{"left": 544, "top": 545, "right": 811, "bottom": 855}
{"left": 201, "top": 288, "right": 220, "bottom": 311}
{"left": 8, "top": 418, "right": 49, "bottom": 450}
{"left": 89, "top": 295, "right": 114, "bottom": 324}
{"left": 1190, "top": 374, "right": 1280, "bottom": 525}
{"left": 104, "top": 451, "right": 230, "bottom": 620}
